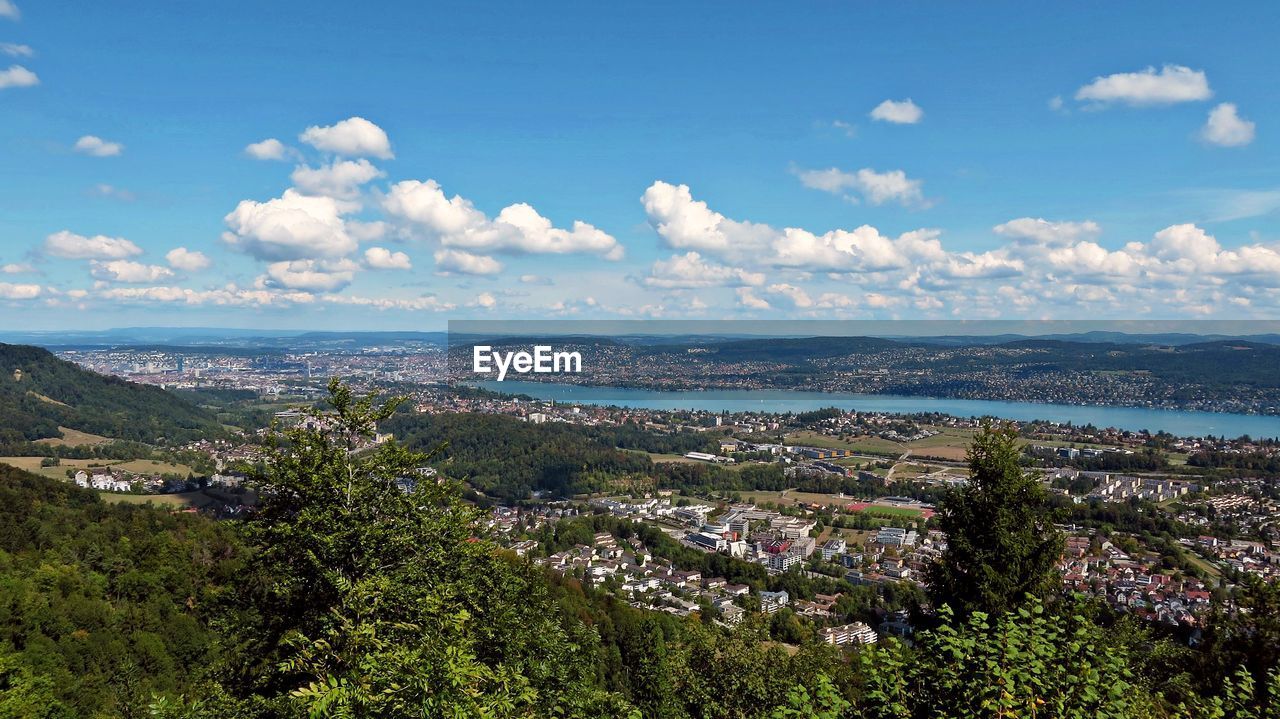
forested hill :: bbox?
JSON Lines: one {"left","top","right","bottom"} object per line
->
{"left": 0, "top": 343, "right": 222, "bottom": 444}
{"left": 0, "top": 463, "right": 243, "bottom": 716}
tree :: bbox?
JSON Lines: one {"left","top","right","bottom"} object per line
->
{"left": 927, "top": 422, "right": 1064, "bottom": 617}
{"left": 210, "top": 379, "right": 629, "bottom": 717}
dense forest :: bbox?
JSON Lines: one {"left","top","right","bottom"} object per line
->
{"left": 0, "top": 343, "right": 223, "bottom": 446}
{"left": 384, "top": 411, "right": 717, "bottom": 499}
{"left": 0, "top": 464, "right": 243, "bottom": 716}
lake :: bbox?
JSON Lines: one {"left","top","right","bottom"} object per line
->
{"left": 470, "top": 380, "right": 1280, "bottom": 439}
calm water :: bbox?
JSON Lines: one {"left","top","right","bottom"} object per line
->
{"left": 471, "top": 381, "right": 1280, "bottom": 439}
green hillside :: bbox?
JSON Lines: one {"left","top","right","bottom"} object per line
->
{"left": 0, "top": 343, "right": 222, "bottom": 445}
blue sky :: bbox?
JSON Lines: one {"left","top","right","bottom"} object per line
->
{"left": 2, "top": 1, "right": 1279, "bottom": 329}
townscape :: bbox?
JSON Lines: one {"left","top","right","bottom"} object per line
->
{"left": 20, "top": 343, "right": 1279, "bottom": 645}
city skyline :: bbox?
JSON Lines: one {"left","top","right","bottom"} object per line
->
{"left": 3, "top": 1, "right": 1280, "bottom": 329}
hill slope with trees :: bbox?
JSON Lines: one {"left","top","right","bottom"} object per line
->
{"left": 0, "top": 343, "right": 222, "bottom": 445}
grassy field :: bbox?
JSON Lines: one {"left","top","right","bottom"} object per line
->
{"left": 738, "top": 489, "right": 860, "bottom": 508}
{"left": 99, "top": 491, "right": 213, "bottom": 508}
{"left": 902, "top": 426, "right": 976, "bottom": 461}
{"left": 785, "top": 430, "right": 904, "bottom": 456}
{"left": 112, "top": 459, "right": 195, "bottom": 476}
{"left": 34, "top": 426, "right": 111, "bottom": 446}
{"left": 848, "top": 503, "right": 926, "bottom": 519}
{"left": 0, "top": 457, "right": 194, "bottom": 481}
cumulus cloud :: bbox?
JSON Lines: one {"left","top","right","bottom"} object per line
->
{"left": 794, "top": 167, "right": 926, "bottom": 207}
{"left": 869, "top": 98, "right": 923, "bottom": 124}
{"left": 73, "top": 135, "right": 124, "bottom": 157}
{"left": 1074, "top": 64, "right": 1211, "bottom": 106}
{"left": 0, "top": 282, "right": 40, "bottom": 300}
{"left": 641, "top": 181, "right": 774, "bottom": 254}
{"left": 299, "top": 117, "right": 393, "bottom": 159}
{"left": 2, "top": 262, "right": 34, "bottom": 274}
{"left": 766, "top": 283, "right": 813, "bottom": 308}
{"left": 642, "top": 181, "right": 940, "bottom": 272}
{"left": 0, "top": 43, "right": 32, "bottom": 57}
{"left": 223, "top": 189, "right": 358, "bottom": 261}
{"left": 433, "top": 248, "right": 503, "bottom": 275}
{"left": 260, "top": 259, "right": 358, "bottom": 292}
{"left": 165, "top": 247, "right": 212, "bottom": 272}
{"left": 1201, "top": 103, "right": 1255, "bottom": 147}
{"left": 44, "top": 230, "right": 142, "bottom": 259}
{"left": 96, "top": 284, "right": 318, "bottom": 307}
{"left": 90, "top": 260, "right": 176, "bottom": 283}
{"left": 384, "top": 179, "right": 623, "bottom": 258}
{"left": 735, "top": 287, "right": 770, "bottom": 310}
{"left": 471, "top": 291, "right": 497, "bottom": 309}
{"left": 244, "top": 138, "right": 290, "bottom": 160}
{"left": 0, "top": 64, "right": 36, "bottom": 89}
{"left": 644, "top": 251, "right": 765, "bottom": 288}
{"left": 291, "top": 158, "right": 384, "bottom": 199}
{"left": 994, "top": 218, "right": 1101, "bottom": 246}
{"left": 363, "top": 246, "right": 411, "bottom": 270}
{"left": 0, "top": 0, "right": 18, "bottom": 20}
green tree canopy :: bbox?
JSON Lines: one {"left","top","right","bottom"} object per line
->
{"left": 927, "top": 422, "right": 1064, "bottom": 617}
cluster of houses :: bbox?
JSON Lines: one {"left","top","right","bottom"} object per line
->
{"left": 1086, "top": 473, "right": 1197, "bottom": 503}
{"left": 1059, "top": 535, "right": 1213, "bottom": 625}
{"left": 534, "top": 531, "right": 755, "bottom": 625}
{"left": 1192, "top": 536, "right": 1280, "bottom": 581}
{"left": 71, "top": 468, "right": 198, "bottom": 493}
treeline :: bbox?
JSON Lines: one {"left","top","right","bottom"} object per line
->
{"left": 0, "top": 343, "right": 223, "bottom": 444}
{"left": 385, "top": 412, "right": 719, "bottom": 499}
{"left": 0, "top": 464, "right": 244, "bottom": 717}
{"left": 1189, "top": 450, "right": 1280, "bottom": 475}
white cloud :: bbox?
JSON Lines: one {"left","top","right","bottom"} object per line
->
{"left": 299, "top": 117, "right": 393, "bottom": 159}
{"left": 642, "top": 180, "right": 941, "bottom": 272}
{"left": 90, "top": 260, "right": 175, "bottom": 283}
{"left": 934, "top": 251, "right": 1024, "bottom": 279}
{"left": 993, "top": 218, "right": 1101, "bottom": 246}
{"left": 73, "top": 135, "right": 124, "bottom": 157}
{"left": 2, "top": 262, "right": 34, "bottom": 274}
{"left": 471, "top": 291, "right": 497, "bottom": 309}
{"left": 384, "top": 179, "right": 623, "bottom": 258}
{"left": 1074, "top": 64, "right": 1211, "bottom": 106}
{"left": 165, "top": 247, "right": 212, "bottom": 272}
{"left": 324, "top": 293, "right": 453, "bottom": 312}
{"left": 244, "top": 138, "right": 290, "bottom": 161}
{"left": 0, "top": 64, "right": 36, "bottom": 89}
{"left": 433, "top": 248, "right": 503, "bottom": 275}
{"left": 766, "top": 283, "right": 813, "bottom": 308}
{"left": 363, "top": 246, "right": 412, "bottom": 270}
{"left": 794, "top": 167, "right": 926, "bottom": 207}
{"left": 291, "top": 158, "right": 383, "bottom": 199}
{"left": 644, "top": 252, "right": 765, "bottom": 288}
{"left": 869, "top": 99, "right": 923, "bottom": 124}
{"left": 0, "top": 283, "right": 40, "bottom": 300}
{"left": 0, "top": 1, "right": 18, "bottom": 20}
{"left": 261, "top": 259, "right": 357, "bottom": 292}
{"left": 641, "top": 181, "right": 774, "bottom": 254}
{"left": 1201, "top": 103, "right": 1255, "bottom": 147}
{"left": 44, "top": 231, "right": 142, "bottom": 259}
{"left": 735, "top": 287, "right": 770, "bottom": 310}
{"left": 0, "top": 43, "right": 32, "bottom": 57}
{"left": 223, "top": 189, "right": 359, "bottom": 261}
{"left": 520, "top": 274, "right": 553, "bottom": 285}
